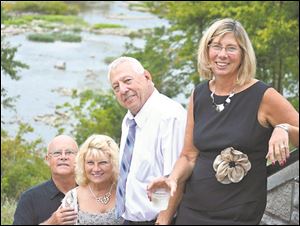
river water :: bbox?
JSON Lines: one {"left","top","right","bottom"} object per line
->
{"left": 1, "top": 1, "right": 169, "bottom": 145}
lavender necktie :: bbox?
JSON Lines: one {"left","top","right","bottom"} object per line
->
{"left": 116, "top": 118, "right": 137, "bottom": 218}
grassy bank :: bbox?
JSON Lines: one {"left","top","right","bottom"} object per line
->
{"left": 3, "top": 1, "right": 79, "bottom": 15}
{"left": 3, "top": 14, "right": 88, "bottom": 26}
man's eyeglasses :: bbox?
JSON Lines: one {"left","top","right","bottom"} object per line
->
{"left": 49, "top": 149, "right": 77, "bottom": 158}
{"left": 209, "top": 44, "right": 240, "bottom": 54}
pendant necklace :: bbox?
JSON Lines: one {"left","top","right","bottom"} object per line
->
{"left": 210, "top": 85, "right": 236, "bottom": 112}
{"left": 88, "top": 183, "right": 113, "bottom": 205}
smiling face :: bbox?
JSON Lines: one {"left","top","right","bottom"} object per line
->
{"left": 46, "top": 135, "right": 78, "bottom": 177}
{"left": 84, "top": 151, "right": 113, "bottom": 184}
{"left": 209, "top": 32, "right": 242, "bottom": 80}
{"left": 109, "top": 61, "right": 154, "bottom": 116}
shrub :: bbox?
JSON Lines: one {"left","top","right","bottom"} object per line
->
{"left": 27, "top": 33, "right": 55, "bottom": 42}
{"left": 1, "top": 124, "right": 50, "bottom": 200}
{"left": 1, "top": 195, "right": 17, "bottom": 225}
{"left": 27, "top": 33, "right": 82, "bottom": 43}
{"left": 57, "top": 33, "right": 82, "bottom": 42}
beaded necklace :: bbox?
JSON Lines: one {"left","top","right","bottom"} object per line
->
{"left": 210, "top": 83, "right": 236, "bottom": 112}
{"left": 88, "top": 183, "right": 113, "bottom": 205}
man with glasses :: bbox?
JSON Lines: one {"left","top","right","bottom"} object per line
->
{"left": 13, "top": 135, "right": 79, "bottom": 225}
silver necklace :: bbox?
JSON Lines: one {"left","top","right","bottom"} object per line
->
{"left": 210, "top": 88, "right": 235, "bottom": 112}
{"left": 88, "top": 183, "right": 113, "bottom": 205}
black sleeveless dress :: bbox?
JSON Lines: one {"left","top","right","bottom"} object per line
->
{"left": 175, "top": 81, "right": 273, "bottom": 225}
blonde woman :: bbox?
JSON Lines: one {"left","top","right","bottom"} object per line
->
{"left": 148, "top": 18, "right": 299, "bottom": 224}
{"left": 61, "top": 134, "right": 123, "bottom": 225}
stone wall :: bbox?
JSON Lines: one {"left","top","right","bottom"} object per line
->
{"left": 260, "top": 161, "right": 299, "bottom": 225}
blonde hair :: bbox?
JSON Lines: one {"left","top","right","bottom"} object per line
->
{"left": 75, "top": 134, "right": 119, "bottom": 186}
{"left": 197, "top": 18, "right": 256, "bottom": 85}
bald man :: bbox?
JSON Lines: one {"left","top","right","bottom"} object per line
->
{"left": 13, "top": 135, "right": 78, "bottom": 225}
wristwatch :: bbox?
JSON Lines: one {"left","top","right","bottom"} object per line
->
{"left": 275, "top": 123, "right": 289, "bottom": 133}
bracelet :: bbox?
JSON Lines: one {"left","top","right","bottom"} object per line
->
{"left": 275, "top": 123, "right": 289, "bottom": 133}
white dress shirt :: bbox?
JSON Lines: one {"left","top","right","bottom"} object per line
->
{"left": 119, "top": 89, "right": 187, "bottom": 221}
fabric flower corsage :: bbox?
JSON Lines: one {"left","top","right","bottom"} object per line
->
{"left": 213, "top": 147, "right": 251, "bottom": 184}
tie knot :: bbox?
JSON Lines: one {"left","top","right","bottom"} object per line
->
{"left": 127, "top": 118, "right": 136, "bottom": 128}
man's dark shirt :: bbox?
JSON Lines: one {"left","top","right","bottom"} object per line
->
{"left": 13, "top": 179, "right": 65, "bottom": 225}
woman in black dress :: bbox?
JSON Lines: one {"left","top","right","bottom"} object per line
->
{"left": 147, "top": 18, "right": 299, "bottom": 225}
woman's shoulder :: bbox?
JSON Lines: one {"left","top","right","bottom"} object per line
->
{"left": 237, "top": 79, "right": 271, "bottom": 95}
{"left": 193, "top": 80, "right": 209, "bottom": 96}
{"left": 66, "top": 186, "right": 79, "bottom": 196}
{"left": 61, "top": 186, "right": 79, "bottom": 209}
{"left": 195, "top": 80, "right": 209, "bottom": 90}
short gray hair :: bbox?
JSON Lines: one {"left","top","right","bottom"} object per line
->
{"left": 47, "top": 135, "right": 78, "bottom": 154}
{"left": 107, "top": 56, "right": 145, "bottom": 81}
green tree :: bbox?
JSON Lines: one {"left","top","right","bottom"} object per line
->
{"left": 1, "top": 38, "right": 28, "bottom": 109}
{"left": 1, "top": 124, "right": 49, "bottom": 199}
{"left": 1, "top": 5, "right": 28, "bottom": 110}
{"left": 137, "top": 1, "right": 299, "bottom": 108}
{"left": 125, "top": 27, "right": 194, "bottom": 99}
{"left": 56, "top": 90, "right": 126, "bottom": 145}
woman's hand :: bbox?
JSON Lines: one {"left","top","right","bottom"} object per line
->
{"left": 147, "top": 176, "right": 179, "bottom": 225}
{"left": 147, "top": 176, "right": 177, "bottom": 200}
{"left": 266, "top": 125, "right": 290, "bottom": 166}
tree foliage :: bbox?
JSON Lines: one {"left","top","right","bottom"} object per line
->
{"left": 1, "top": 39, "right": 29, "bottom": 109}
{"left": 1, "top": 6, "right": 28, "bottom": 81}
{"left": 138, "top": 1, "right": 299, "bottom": 108}
{"left": 0, "top": 50, "right": 26, "bottom": 80}
{"left": 1, "top": 124, "right": 49, "bottom": 199}
{"left": 125, "top": 27, "right": 195, "bottom": 99}
{"left": 1, "top": 5, "right": 29, "bottom": 110}
{"left": 56, "top": 90, "right": 126, "bottom": 145}
{"left": 1, "top": 194, "right": 16, "bottom": 225}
